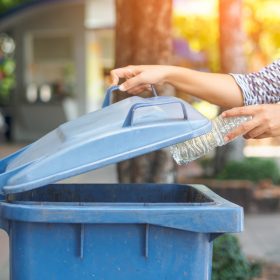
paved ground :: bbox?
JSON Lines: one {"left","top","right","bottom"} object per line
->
{"left": 239, "top": 213, "right": 280, "bottom": 263}
{"left": 1, "top": 144, "right": 280, "bottom": 279}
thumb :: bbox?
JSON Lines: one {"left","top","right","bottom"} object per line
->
{"left": 110, "top": 73, "right": 119, "bottom": 86}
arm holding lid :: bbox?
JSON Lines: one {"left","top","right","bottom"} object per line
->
{"left": 110, "top": 63, "right": 280, "bottom": 140}
{"left": 110, "top": 65, "right": 244, "bottom": 109}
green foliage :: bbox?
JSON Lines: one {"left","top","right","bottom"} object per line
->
{"left": 173, "top": 0, "right": 280, "bottom": 72}
{"left": 0, "top": 0, "right": 34, "bottom": 14}
{"left": 244, "top": 0, "right": 280, "bottom": 64}
{"left": 212, "top": 234, "right": 262, "bottom": 280}
{"left": 0, "top": 54, "right": 16, "bottom": 104}
{"left": 216, "top": 158, "right": 280, "bottom": 184}
{"left": 173, "top": 13, "right": 220, "bottom": 72}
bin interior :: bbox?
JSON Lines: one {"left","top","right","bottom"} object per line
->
{"left": 6, "top": 184, "right": 214, "bottom": 205}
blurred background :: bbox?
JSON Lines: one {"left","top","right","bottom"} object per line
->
{"left": 0, "top": 0, "right": 280, "bottom": 279}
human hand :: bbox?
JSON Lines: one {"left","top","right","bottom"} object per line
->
{"left": 222, "top": 104, "right": 280, "bottom": 141}
{"left": 110, "top": 65, "right": 170, "bottom": 94}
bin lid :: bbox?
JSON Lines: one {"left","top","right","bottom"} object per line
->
{"left": 0, "top": 86, "right": 212, "bottom": 194}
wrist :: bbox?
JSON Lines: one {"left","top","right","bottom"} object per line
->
{"left": 162, "top": 66, "right": 179, "bottom": 84}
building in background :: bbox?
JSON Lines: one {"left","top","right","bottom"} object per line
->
{"left": 0, "top": 0, "right": 115, "bottom": 142}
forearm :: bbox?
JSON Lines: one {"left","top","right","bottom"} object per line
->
{"left": 163, "top": 66, "right": 244, "bottom": 108}
{"left": 163, "top": 60, "right": 280, "bottom": 107}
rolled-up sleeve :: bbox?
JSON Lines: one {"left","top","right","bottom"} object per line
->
{"left": 229, "top": 59, "right": 280, "bottom": 105}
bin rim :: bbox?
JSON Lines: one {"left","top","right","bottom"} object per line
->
{"left": 0, "top": 184, "right": 244, "bottom": 233}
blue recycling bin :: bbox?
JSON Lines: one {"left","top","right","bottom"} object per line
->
{"left": 0, "top": 86, "right": 244, "bottom": 280}
{"left": 0, "top": 183, "right": 243, "bottom": 280}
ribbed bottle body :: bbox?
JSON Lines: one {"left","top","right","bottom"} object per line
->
{"left": 170, "top": 115, "right": 251, "bottom": 164}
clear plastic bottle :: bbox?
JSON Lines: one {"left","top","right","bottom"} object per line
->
{"left": 170, "top": 115, "right": 252, "bottom": 165}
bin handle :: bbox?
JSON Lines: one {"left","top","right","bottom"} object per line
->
{"left": 122, "top": 99, "right": 188, "bottom": 127}
{"left": 102, "top": 85, "right": 159, "bottom": 108}
{"left": 102, "top": 85, "right": 120, "bottom": 108}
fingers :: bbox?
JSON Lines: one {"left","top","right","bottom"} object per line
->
{"left": 222, "top": 105, "right": 260, "bottom": 118}
{"left": 222, "top": 105, "right": 260, "bottom": 141}
{"left": 110, "top": 66, "right": 145, "bottom": 91}
{"left": 253, "top": 133, "right": 270, "bottom": 139}
{"left": 243, "top": 125, "right": 267, "bottom": 139}
{"left": 119, "top": 74, "right": 146, "bottom": 91}
{"left": 110, "top": 66, "right": 139, "bottom": 86}
{"left": 224, "top": 118, "right": 259, "bottom": 142}
{"left": 222, "top": 104, "right": 280, "bottom": 140}
{"left": 126, "top": 85, "right": 151, "bottom": 95}
{"left": 110, "top": 65, "right": 162, "bottom": 93}
{"left": 110, "top": 71, "right": 119, "bottom": 85}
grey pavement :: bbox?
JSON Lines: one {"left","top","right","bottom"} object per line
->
{"left": 239, "top": 213, "right": 280, "bottom": 263}
{"left": 1, "top": 144, "right": 280, "bottom": 280}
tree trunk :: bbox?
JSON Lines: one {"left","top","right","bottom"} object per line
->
{"left": 214, "top": 0, "right": 247, "bottom": 175}
{"left": 115, "top": 0, "right": 175, "bottom": 183}
{"left": 219, "top": 0, "right": 246, "bottom": 74}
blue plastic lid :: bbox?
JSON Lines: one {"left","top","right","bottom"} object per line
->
{"left": 0, "top": 86, "right": 212, "bottom": 194}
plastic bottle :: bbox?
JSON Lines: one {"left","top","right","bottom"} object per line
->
{"left": 170, "top": 115, "right": 252, "bottom": 165}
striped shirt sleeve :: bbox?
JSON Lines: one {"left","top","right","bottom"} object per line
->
{"left": 229, "top": 59, "right": 280, "bottom": 105}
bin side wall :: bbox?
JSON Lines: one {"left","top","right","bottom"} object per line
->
{"left": 10, "top": 222, "right": 213, "bottom": 280}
